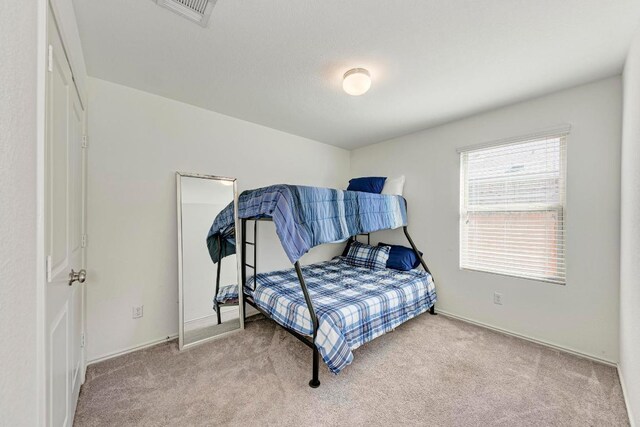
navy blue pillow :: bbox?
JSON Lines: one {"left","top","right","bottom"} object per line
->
{"left": 378, "top": 242, "right": 422, "bottom": 271}
{"left": 347, "top": 177, "right": 386, "bottom": 194}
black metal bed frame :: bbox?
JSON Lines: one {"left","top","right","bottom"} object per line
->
{"left": 235, "top": 216, "right": 436, "bottom": 388}
{"left": 213, "top": 234, "right": 240, "bottom": 325}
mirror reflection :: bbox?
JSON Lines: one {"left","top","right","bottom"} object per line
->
{"left": 177, "top": 174, "right": 241, "bottom": 349}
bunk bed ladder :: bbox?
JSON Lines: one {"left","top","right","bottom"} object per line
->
{"left": 240, "top": 219, "right": 258, "bottom": 324}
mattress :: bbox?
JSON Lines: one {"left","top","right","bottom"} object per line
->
{"left": 244, "top": 257, "right": 436, "bottom": 373}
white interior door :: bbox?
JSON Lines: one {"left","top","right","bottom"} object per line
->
{"left": 45, "top": 8, "right": 87, "bottom": 427}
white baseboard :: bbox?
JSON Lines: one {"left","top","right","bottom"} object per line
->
{"left": 185, "top": 309, "right": 238, "bottom": 331}
{"left": 185, "top": 314, "right": 219, "bottom": 331}
{"left": 87, "top": 334, "right": 178, "bottom": 365}
{"left": 436, "top": 309, "right": 615, "bottom": 366}
{"left": 618, "top": 364, "right": 636, "bottom": 427}
{"left": 88, "top": 310, "right": 240, "bottom": 366}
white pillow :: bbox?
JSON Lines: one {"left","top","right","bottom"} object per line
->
{"left": 381, "top": 176, "right": 405, "bottom": 196}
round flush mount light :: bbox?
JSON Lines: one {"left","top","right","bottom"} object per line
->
{"left": 342, "top": 68, "right": 371, "bottom": 96}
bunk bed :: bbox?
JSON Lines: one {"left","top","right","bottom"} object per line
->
{"left": 210, "top": 233, "right": 239, "bottom": 325}
{"left": 207, "top": 184, "right": 437, "bottom": 388}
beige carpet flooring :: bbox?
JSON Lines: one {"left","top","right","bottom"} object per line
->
{"left": 74, "top": 314, "right": 629, "bottom": 426}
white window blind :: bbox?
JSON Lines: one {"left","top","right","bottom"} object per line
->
{"left": 460, "top": 131, "right": 567, "bottom": 284}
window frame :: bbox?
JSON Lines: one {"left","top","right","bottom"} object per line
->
{"left": 458, "top": 126, "right": 569, "bottom": 285}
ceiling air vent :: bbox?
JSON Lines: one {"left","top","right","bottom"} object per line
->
{"left": 155, "top": 0, "right": 217, "bottom": 27}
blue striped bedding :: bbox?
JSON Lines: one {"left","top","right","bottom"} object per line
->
{"left": 207, "top": 185, "right": 408, "bottom": 264}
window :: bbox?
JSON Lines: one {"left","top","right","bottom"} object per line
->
{"left": 459, "top": 129, "right": 568, "bottom": 284}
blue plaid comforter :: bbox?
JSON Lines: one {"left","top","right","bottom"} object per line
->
{"left": 214, "top": 284, "right": 239, "bottom": 306}
{"left": 245, "top": 257, "right": 436, "bottom": 374}
{"left": 207, "top": 185, "right": 407, "bottom": 264}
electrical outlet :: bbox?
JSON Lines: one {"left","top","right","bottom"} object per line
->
{"left": 493, "top": 292, "right": 503, "bottom": 305}
{"left": 132, "top": 305, "right": 144, "bottom": 319}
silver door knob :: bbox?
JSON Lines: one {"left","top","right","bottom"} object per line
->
{"left": 68, "top": 269, "right": 86, "bottom": 286}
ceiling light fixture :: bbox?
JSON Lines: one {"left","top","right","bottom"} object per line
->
{"left": 342, "top": 68, "right": 371, "bottom": 96}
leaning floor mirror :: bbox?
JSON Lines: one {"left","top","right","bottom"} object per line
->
{"left": 176, "top": 173, "right": 243, "bottom": 350}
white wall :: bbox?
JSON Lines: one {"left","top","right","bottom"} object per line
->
{"left": 351, "top": 77, "right": 622, "bottom": 362}
{"left": 620, "top": 27, "right": 640, "bottom": 426}
{"left": 86, "top": 78, "right": 350, "bottom": 361}
{"left": 0, "top": 1, "right": 39, "bottom": 425}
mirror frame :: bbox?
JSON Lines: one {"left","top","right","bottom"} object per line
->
{"left": 176, "top": 172, "right": 244, "bottom": 350}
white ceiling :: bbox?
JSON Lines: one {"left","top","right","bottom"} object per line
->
{"left": 73, "top": 0, "right": 640, "bottom": 149}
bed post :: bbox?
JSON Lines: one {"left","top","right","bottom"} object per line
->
{"left": 253, "top": 221, "right": 258, "bottom": 289}
{"left": 294, "top": 261, "right": 321, "bottom": 388}
{"left": 215, "top": 251, "right": 222, "bottom": 325}
{"left": 403, "top": 226, "right": 437, "bottom": 315}
{"left": 241, "top": 219, "right": 247, "bottom": 324}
